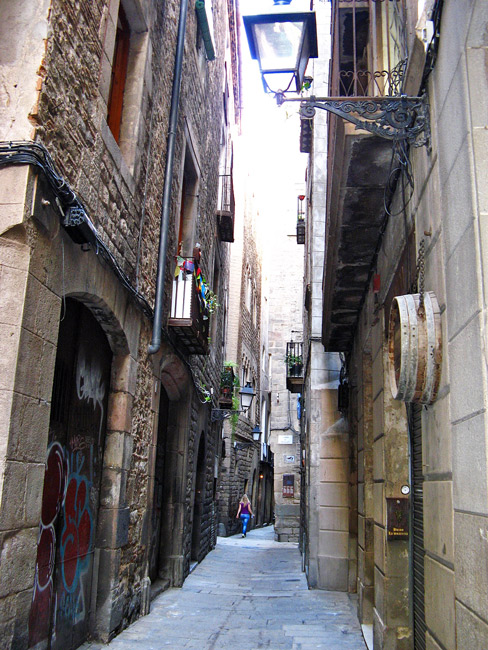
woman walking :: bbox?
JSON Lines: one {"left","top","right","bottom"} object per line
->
{"left": 236, "top": 494, "right": 253, "bottom": 537}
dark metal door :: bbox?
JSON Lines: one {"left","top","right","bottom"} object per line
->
{"left": 149, "top": 388, "right": 169, "bottom": 583}
{"left": 409, "top": 403, "right": 426, "bottom": 650}
{"left": 29, "top": 299, "right": 112, "bottom": 649}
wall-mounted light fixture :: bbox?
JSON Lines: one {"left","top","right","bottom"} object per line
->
{"left": 243, "top": 2, "right": 430, "bottom": 146}
{"left": 243, "top": 3, "right": 317, "bottom": 94}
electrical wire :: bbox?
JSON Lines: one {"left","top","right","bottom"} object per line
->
{"left": 0, "top": 140, "right": 222, "bottom": 405}
{"left": 0, "top": 140, "right": 153, "bottom": 319}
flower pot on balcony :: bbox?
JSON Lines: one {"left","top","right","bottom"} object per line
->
{"left": 219, "top": 365, "right": 235, "bottom": 408}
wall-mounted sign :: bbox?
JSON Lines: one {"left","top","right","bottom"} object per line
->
{"left": 278, "top": 434, "right": 293, "bottom": 445}
{"left": 386, "top": 497, "right": 409, "bottom": 540}
{"left": 284, "top": 455, "right": 295, "bottom": 464}
{"left": 283, "top": 474, "right": 294, "bottom": 498}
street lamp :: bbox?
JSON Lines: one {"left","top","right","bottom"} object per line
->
{"left": 243, "top": 1, "right": 430, "bottom": 146}
{"left": 239, "top": 381, "right": 256, "bottom": 411}
{"left": 243, "top": 4, "right": 318, "bottom": 94}
{"left": 252, "top": 425, "right": 262, "bottom": 441}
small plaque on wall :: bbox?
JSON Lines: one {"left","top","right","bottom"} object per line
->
{"left": 386, "top": 497, "right": 409, "bottom": 540}
{"left": 282, "top": 474, "right": 294, "bottom": 498}
{"left": 278, "top": 434, "right": 293, "bottom": 445}
{"left": 284, "top": 455, "right": 295, "bottom": 464}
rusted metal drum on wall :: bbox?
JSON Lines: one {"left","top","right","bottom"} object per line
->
{"left": 388, "top": 292, "right": 442, "bottom": 404}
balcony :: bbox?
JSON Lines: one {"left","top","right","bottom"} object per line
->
{"left": 168, "top": 258, "right": 209, "bottom": 355}
{"left": 323, "top": 0, "right": 408, "bottom": 351}
{"left": 216, "top": 173, "right": 235, "bottom": 242}
{"left": 219, "top": 365, "right": 235, "bottom": 409}
{"left": 286, "top": 342, "right": 304, "bottom": 393}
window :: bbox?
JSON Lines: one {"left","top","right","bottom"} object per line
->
{"left": 177, "top": 146, "right": 199, "bottom": 256}
{"left": 245, "top": 268, "right": 252, "bottom": 312}
{"left": 107, "top": 5, "right": 130, "bottom": 143}
{"left": 102, "top": 0, "right": 148, "bottom": 170}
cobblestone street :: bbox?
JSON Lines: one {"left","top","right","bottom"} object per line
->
{"left": 81, "top": 527, "right": 366, "bottom": 650}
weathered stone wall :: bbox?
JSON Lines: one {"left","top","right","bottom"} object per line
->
{"left": 216, "top": 161, "right": 267, "bottom": 537}
{"left": 262, "top": 107, "right": 306, "bottom": 542}
{"left": 0, "top": 0, "right": 236, "bottom": 646}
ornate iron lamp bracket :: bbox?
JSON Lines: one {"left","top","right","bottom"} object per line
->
{"left": 211, "top": 408, "right": 233, "bottom": 422}
{"left": 278, "top": 93, "right": 430, "bottom": 147}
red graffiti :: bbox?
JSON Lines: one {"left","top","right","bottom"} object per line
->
{"left": 29, "top": 442, "right": 67, "bottom": 647}
{"left": 61, "top": 476, "right": 92, "bottom": 592}
{"left": 41, "top": 443, "right": 67, "bottom": 525}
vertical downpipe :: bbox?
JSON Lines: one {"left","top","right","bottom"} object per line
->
{"left": 148, "top": 0, "right": 190, "bottom": 354}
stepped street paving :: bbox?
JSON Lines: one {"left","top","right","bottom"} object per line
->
{"left": 81, "top": 526, "right": 367, "bottom": 650}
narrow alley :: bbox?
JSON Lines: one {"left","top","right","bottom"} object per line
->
{"left": 81, "top": 527, "right": 366, "bottom": 650}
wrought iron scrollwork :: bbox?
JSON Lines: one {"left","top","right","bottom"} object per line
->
{"left": 298, "top": 95, "right": 430, "bottom": 147}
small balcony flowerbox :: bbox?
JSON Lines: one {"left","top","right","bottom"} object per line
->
{"left": 219, "top": 365, "right": 235, "bottom": 408}
{"left": 286, "top": 341, "right": 304, "bottom": 393}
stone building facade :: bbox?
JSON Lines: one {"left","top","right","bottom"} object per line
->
{"left": 298, "top": 1, "right": 354, "bottom": 589}
{"left": 216, "top": 165, "right": 273, "bottom": 537}
{"left": 0, "top": 0, "right": 240, "bottom": 648}
{"left": 299, "top": 0, "right": 488, "bottom": 648}
{"left": 259, "top": 110, "right": 306, "bottom": 544}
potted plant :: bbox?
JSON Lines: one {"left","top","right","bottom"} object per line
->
{"left": 286, "top": 353, "right": 303, "bottom": 377}
{"left": 220, "top": 365, "right": 235, "bottom": 407}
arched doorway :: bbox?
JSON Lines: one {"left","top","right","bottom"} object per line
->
{"left": 191, "top": 433, "right": 206, "bottom": 563}
{"left": 29, "top": 298, "right": 112, "bottom": 650}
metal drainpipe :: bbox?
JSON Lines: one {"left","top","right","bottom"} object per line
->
{"left": 148, "top": 0, "right": 189, "bottom": 355}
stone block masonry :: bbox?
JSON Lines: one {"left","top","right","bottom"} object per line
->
{"left": 0, "top": 0, "right": 238, "bottom": 648}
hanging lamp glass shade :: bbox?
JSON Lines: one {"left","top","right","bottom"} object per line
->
{"left": 243, "top": 10, "right": 318, "bottom": 94}
{"left": 239, "top": 381, "right": 256, "bottom": 411}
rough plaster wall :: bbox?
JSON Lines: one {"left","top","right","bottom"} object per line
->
{"left": 0, "top": 0, "right": 51, "bottom": 140}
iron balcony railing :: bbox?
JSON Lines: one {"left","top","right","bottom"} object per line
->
{"left": 168, "top": 257, "right": 209, "bottom": 355}
{"left": 331, "top": 0, "right": 408, "bottom": 98}
{"left": 286, "top": 341, "right": 304, "bottom": 393}
{"left": 216, "top": 173, "right": 235, "bottom": 242}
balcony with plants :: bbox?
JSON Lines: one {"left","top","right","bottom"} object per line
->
{"left": 286, "top": 342, "right": 304, "bottom": 393}
{"left": 219, "top": 364, "right": 237, "bottom": 409}
{"left": 168, "top": 255, "right": 218, "bottom": 355}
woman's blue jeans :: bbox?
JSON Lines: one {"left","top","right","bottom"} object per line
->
{"left": 240, "top": 514, "right": 250, "bottom": 535}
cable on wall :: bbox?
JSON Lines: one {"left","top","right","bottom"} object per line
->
{"left": 0, "top": 140, "right": 153, "bottom": 319}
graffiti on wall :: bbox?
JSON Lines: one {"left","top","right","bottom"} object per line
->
{"left": 28, "top": 299, "right": 112, "bottom": 649}
{"left": 76, "top": 352, "right": 107, "bottom": 446}
{"left": 29, "top": 442, "right": 67, "bottom": 646}
{"left": 29, "top": 444, "right": 94, "bottom": 647}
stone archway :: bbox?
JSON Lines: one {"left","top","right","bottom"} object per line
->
{"left": 29, "top": 298, "right": 113, "bottom": 650}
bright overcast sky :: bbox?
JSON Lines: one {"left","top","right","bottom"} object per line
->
{"left": 237, "top": 0, "right": 309, "bottom": 246}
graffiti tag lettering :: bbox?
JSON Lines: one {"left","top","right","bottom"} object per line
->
{"left": 76, "top": 353, "right": 106, "bottom": 446}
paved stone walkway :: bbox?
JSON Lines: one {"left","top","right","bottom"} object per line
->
{"left": 81, "top": 526, "right": 366, "bottom": 650}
